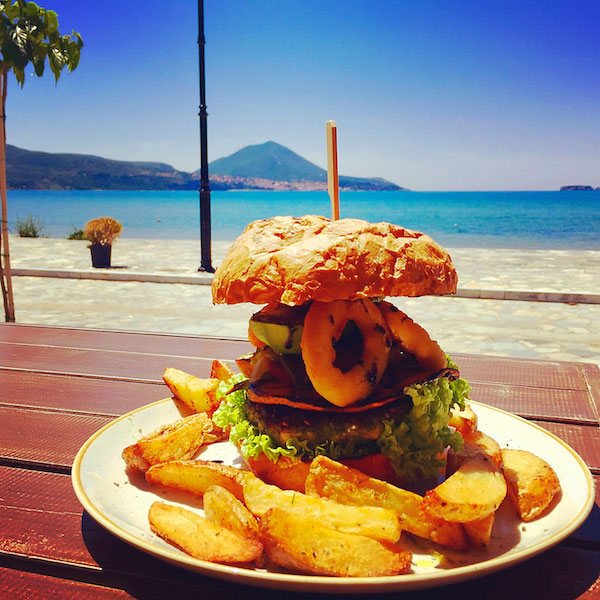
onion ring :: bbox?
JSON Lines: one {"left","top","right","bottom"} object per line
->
{"left": 300, "top": 299, "right": 391, "bottom": 407}
{"left": 379, "top": 301, "right": 447, "bottom": 373}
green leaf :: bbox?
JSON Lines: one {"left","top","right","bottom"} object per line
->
{"left": 13, "top": 64, "right": 24, "bottom": 85}
{"left": 31, "top": 52, "right": 43, "bottom": 75}
{"left": 0, "top": 0, "right": 82, "bottom": 84}
{"left": 45, "top": 9, "right": 58, "bottom": 30}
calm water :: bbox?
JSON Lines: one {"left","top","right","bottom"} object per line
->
{"left": 6, "top": 189, "right": 600, "bottom": 249}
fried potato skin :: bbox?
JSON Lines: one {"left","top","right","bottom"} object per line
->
{"left": 243, "top": 476, "right": 402, "bottom": 543}
{"left": 121, "top": 413, "right": 221, "bottom": 473}
{"left": 305, "top": 456, "right": 467, "bottom": 551}
{"left": 261, "top": 508, "right": 412, "bottom": 577}
{"left": 148, "top": 501, "right": 262, "bottom": 563}
{"left": 204, "top": 485, "right": 260, "bottom": 539}
{"left": 145, "top": 459, "right": 253, "bottom": 501}
{"left": 501, "top": 449, "right": 561, "bottom": 521}
{"left": 422, "top": 455, "right": 507, "bottom": 522}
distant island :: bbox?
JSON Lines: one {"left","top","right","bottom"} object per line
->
{"left": 559, "top": 185, "right": 599, "bottom": 191}
{"left": 6, "top": 141, "right": 405, "bottom": 192}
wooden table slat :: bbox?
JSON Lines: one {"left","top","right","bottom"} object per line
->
{"left": 0, "top": 370, "right": 168, "bottom": 415}
{"left": 455, "top": 353, "right": 591, "bottom": 391}
{"left": 0, "top": 407, "right": 111, "bottom": 470}
{"left": 584, "top": 362, "right": 600, "bottom": 419}
{"left": 0, "top": 567, "right": 132, "bottom": 600}
{"left": 532, "top": 419, "right": 600, "bottom": 474}
{"left": 471, "top": 382, "right": 599, "bottom": 424}
{"left": 0, "top": 345, "right": 216, "bottom": 382}
{"left": 0, "top": 369, "right": 166, "bottom": 417}
{"left": 0, "top": 323, "right": 250, "bottom": 357}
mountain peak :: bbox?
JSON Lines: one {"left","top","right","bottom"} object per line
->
{"left": 210, "top": 141, "right": 326, "bottom": 183}
{"left": 209, "top": 141, "right": 404, "bottom": 190}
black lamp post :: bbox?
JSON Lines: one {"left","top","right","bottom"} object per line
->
{"left": 197, "top": 0, "right": 214, "bottom": 272}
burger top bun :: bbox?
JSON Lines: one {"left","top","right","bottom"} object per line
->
{"left": 211, "top": 215, "right": 457, "bottom": 306}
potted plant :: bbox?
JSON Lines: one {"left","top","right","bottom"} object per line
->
{"left": 84, "top": 217, "right": 123, "bottom": 268}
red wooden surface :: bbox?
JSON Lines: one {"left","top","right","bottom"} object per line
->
{"left": 0, "top": 322, "right": 251, "bottom": 357}
{"left": 0, "top": 568, "right": 132, "bottom": 600}
{"left": 1, "top": 323, "right": 599, "bottom": 599}
{"left": 0, "top": 370, "right": 166, "bottom": 415}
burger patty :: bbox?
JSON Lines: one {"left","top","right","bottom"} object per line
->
{"left": 244, "top": 395, "right": 412, "bottom": 452}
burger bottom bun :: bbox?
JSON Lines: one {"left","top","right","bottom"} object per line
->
{"left": 244, "top": 453, "right": 405, "bottom": 492}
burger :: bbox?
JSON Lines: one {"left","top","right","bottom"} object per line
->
{"left": 211, "top": 215, "right": 470, "bottom": 491}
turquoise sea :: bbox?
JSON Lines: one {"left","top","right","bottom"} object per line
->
{"left": 6, "top": 189, "right": 600, "bottom": 250}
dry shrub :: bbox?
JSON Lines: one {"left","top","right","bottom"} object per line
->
{"left": 84, "top": 217, "right": 123, "bottom": 246}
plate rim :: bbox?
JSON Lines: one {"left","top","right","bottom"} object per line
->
{"left": 72, "top": 399, "right": 595, "bottom": 593}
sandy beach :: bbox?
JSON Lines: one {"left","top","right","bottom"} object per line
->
{"left": 6, "top": 235, "right": 600, "bottom": 365}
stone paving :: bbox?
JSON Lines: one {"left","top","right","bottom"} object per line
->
{"left": 6, "top": 236, "right": 600, "bottom": 365}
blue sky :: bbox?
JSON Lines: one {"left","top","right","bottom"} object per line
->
{"left": 7, "top": 0, "right": 599, "bottom": 191}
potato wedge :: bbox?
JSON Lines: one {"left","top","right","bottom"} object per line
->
{"left": 449, "top": 403, "right": 479, "bottom": 437}
{"left": 204, "top": 485, "right": 260, "bottom": 540}
{"left": 122, "top": 413, "right": 221, "bottom": 473}
{"left": 243, "top": 476, "right": 401, "bottom": 543}
{"left": 422, "top": 455, "right": 507, "bottom": 522}
{"left": 245, "top": 452, "right": 310, "bottom": 492}
{"left": 261, "top": 508, "right": 412, "bottom": 577}
{"left": 148, "top": 501, "right": 262, "bottom": 563}
{"left": 162, "top": 367, "right": 221, "bottom": 414}
{"left": 447, "top": 430, "right": 503, "bottom": 474}
{"left": 306, "top": 456, "right": 467, "bottom": 551}
{"left": 210, "top": 359, "right": 235, "bottom": 382}
{"left": 501, "top": 449, "right": 561, "bottom": 521}
{"left": 463, "top": 513, "right": 495, "bottom": 549}
{"left": 145, "top": 459, "right": 253, "bottom": 501}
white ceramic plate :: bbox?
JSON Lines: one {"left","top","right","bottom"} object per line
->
{"left": 72, "top": 399, "right": 594, "bottom": 593}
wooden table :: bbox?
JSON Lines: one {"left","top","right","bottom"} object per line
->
{"left": 1, "top": 323, "right": 599, "bottom": 599}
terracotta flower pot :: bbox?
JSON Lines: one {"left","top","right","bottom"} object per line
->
{"left": 89, "top": 244, "right": 112, "bottom": 268}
